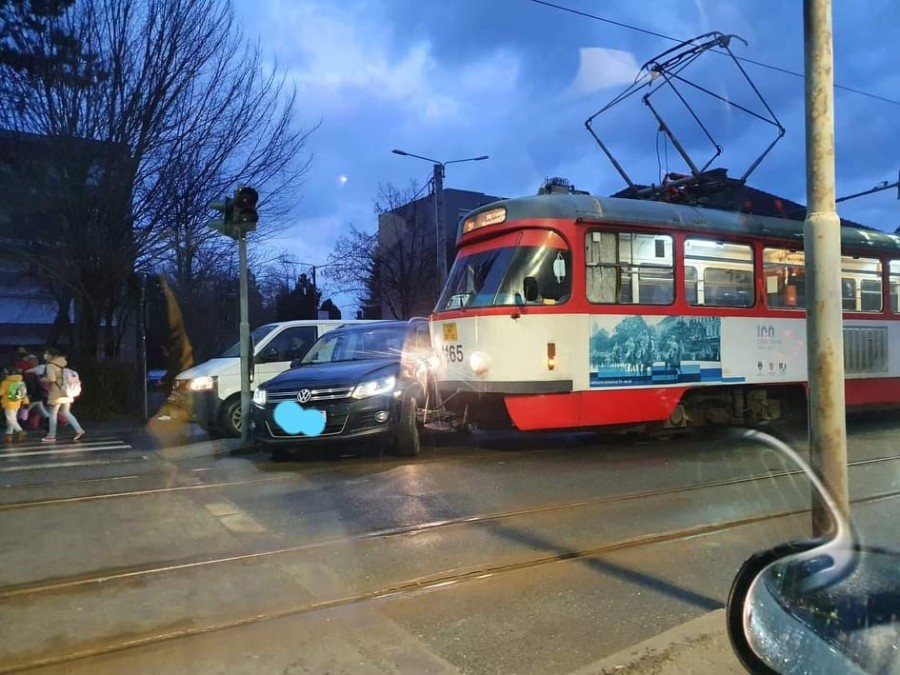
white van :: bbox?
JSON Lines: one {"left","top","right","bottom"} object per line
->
{"left": 172, "top": 319, "right": 380, "bottom": 437}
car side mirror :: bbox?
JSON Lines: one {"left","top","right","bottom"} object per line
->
{"left": 258, "top": 346, "right": 279, "bottom": 363}
{"left": 523, "top": 276, "right": 539, "bottom": 302}
{"left": 724, "top": 430, "right": 900, "bottom": 674}
{"left": 289, "top": 358, "right": 303, "bottom": 369}
{"left": 727, "top": 540, "right": 900, "bottom": 674}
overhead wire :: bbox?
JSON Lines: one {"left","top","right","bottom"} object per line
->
{"left": 527, "top": 0, "right": 900, "bottom": 108}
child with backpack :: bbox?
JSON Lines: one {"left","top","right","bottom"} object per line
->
{"left": 40, "top": 348, "right": 85, "bottom": 443}
{"left": 1, "top": 367, "right": 30, "bottom": 443}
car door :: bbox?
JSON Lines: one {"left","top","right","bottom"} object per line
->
{"left": 254, "top": 326, "right": 318, "bottom": 385}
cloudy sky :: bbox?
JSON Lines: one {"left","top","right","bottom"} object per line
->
{"left": 232, "top": 0, "right": 900, "bottom": 313}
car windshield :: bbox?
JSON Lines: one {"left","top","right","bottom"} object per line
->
{"left": 436, "top": 243, "right": 571, "bottom": 311}
{"left": 216, "top": 324, "right": 278, "bottom": 358}
{"left": 300, "top": 326, "right": 408, "bottom": 364}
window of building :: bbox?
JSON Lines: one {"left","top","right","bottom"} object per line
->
{"left": 684, "top": 239, "right": 754, "bottom": 307}
{"left": 585, "top": 231, "right": 673, "bottom": 304}
{"left": 763, "top": 248, "right": 806, "bottom": 309}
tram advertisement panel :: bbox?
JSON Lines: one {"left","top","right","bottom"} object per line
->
{"left": 589, "top": 315, "right": 726, "bottom": 387}
{"left": 721, "top": 317, "right": 808, "bottom": 382}
{"left": 589, "top": 316, "right": 808, "bottom": 388}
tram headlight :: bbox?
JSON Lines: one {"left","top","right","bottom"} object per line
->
{"left": 469, "top": 351, "right": 492, "bottom": 375}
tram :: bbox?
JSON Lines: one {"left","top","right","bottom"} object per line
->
{"left": 429, "top": 188, "right": 900, "bottom": 433}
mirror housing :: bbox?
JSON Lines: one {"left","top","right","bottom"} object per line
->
{"left": 257, "top": 346, "right": 279, "bottom": 363}
{"left": 727, "top": 541, "right": 900, "bottom": 674}
{"left": 725, "top": 430, "right": 899, "bottom": 675}
{"left": 523, "top": 276, "right": 539, "bottom": 302}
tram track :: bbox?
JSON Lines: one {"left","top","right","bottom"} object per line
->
{"left": 2, "top": 419, "right": 899, "bottom": 512}
{"left": 2, "top": 485, "right": 898, "bottom": 674}
{"left": 2, "top": 449, "right": 899, "bottom": 600}
{"left": 3, "top": 417, "right": 897, "bottom": 508}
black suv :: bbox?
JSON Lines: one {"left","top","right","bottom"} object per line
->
{"left": 249, "top": 319, "right": 438, "bottom": 458}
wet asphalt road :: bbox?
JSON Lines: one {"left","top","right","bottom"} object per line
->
{"left": 0, "top": 414, "right": 898, "bottom": 674}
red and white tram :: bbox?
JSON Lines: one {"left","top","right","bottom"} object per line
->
{"left": 429, "top": 190, "right": 900, "bottom": 433}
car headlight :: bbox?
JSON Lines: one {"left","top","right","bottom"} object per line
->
{"left": 252, "top": 388, "right": 267, "bottom": 407}
{"left": 351, "top": 375, "right": 397, "bottom": 399}
{"left": 187, "top": 376, "right": 215, "bottom": 391}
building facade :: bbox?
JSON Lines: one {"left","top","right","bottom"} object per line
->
{"left": 376, "top": 187, "right": 502, "bottom": 319}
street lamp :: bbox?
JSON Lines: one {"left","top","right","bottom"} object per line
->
{"left": 391, "top": 149, "right": 489, "bottom": 285}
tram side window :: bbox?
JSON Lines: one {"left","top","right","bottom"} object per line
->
{"left": 684, "top": 239, "right": 754, "bottom": 307}
{"left": 842, "top": 256, "right": 882, "bottom": 312}
{"left": 763, "top": 248, "right": 805, "bottom": 309}
{"left": 890, "top": 261, "right": 900, "bottom": 313}
{"left": 585, "top": 231, "right": 673, "bottom": 304}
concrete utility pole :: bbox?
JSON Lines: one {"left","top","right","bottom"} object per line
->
{"left": 432, "top": 163, "right": 447, "bottom": 284}
{"left": 803, "top": 0, "right": 849, "bottom": 535}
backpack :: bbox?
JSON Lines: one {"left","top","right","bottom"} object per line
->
{"left": 6, "top": 381, "right": 27, "bottom": 402}
{"left": 62, "top": 368, "right": 82, "bottom": 399}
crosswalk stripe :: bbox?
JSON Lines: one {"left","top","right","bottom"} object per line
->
{"left": 0, "top": 442, "right": 133, "bottom": 459}
{"left": 0, "top": 457, "right": 145, "bottom": 473}
{"left": 3, "top": 437, "right": 128, "bottom": 452}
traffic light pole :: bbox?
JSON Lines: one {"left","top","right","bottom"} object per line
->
{"left": 803, "top": 0, "right": 849, "bottom": 536}
{"left": 238, "top": 230, "right": 252, "bottom": 444}
{"left": 207, "top": 186, "right": 258, "bottom": 445}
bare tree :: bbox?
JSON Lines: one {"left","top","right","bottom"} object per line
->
{"left": 0, "top": 0, "right": 78, "bottom": 75}
{"left": 325, "top": 181, "right": 437, "bottom": 320}
{"left": 0, "top": 0, "right": 313, "bottom": 358}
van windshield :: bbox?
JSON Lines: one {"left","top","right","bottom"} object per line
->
{"left": 216, "top": 324, "right": 278, "bottom": 358}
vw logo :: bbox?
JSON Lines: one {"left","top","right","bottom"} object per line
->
{"left": 297, "top": 389, "right": 312, "bottom": 404}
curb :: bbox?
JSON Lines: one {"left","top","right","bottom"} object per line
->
{"left": 569, "top": 610, "right": 745, "bottom": 675}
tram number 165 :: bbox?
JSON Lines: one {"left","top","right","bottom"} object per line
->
{"left": 443, "top": 344, "right": 464, "bottom": 363}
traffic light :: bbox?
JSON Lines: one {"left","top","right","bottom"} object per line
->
{"left": 234, "top": 187, "right": 258, "bottom": 231}
{"left": 207, "top": 186, "right": 259, "bottom": 239}
{"left": 207, "top": 196, "right": 237, "bottom": 238}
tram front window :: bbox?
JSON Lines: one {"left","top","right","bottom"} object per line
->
{"left": 437, "top": 244, "right": 571, "bottom": 310}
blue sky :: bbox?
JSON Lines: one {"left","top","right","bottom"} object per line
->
{"left": 232, "top": 0, "right": 900, "bottom": 313}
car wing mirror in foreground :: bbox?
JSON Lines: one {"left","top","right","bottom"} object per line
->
{"left": 726, "top": 430, "right": 900, "bottom": 674}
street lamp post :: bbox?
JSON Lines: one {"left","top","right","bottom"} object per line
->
{"left": 392, "top": 149, "right": 489, "bottom": 285}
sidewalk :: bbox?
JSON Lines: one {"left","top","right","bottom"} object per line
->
{"left": 573, "top": 610, "right": 746, "bottom": 675}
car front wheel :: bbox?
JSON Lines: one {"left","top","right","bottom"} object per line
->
{"left": 393, "top": 391, "right": 421, "bottom": 457}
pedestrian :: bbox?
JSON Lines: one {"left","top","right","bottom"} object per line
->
{"left": 14, "top": 347, "right": 31, "bottom": 372}
{"left": 40, "top": 348, "right": 85, "bottom": 443}
{"left": 22, "top": 355, "right": 50, "bottom": 429}
{"left": 1, "top": 366, "right": 30, "bottom": 443}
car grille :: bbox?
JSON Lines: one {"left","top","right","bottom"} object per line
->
{"left": 267, "top": 386, "right": 354, "bottom": 403}
{"left": 265, "top": 414, "right": 348, "bottom": 438}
